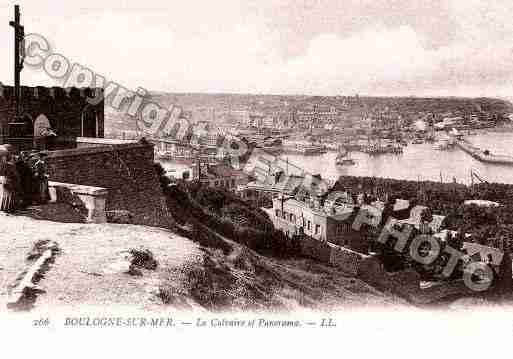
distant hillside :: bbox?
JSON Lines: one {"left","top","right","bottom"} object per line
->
{"left": 138, "top": 92, "right": 513, "bottom": 116}
{"left": 104, "top": 92, "right": 513, "bottom": 137}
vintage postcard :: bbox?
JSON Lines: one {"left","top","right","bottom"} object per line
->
{"left": 1, "top": 1, "right": 513, "bottom": 356}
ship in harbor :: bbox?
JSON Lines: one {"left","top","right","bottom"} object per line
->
{"left": 282, "top": 140, "right": 327, "bottom": 155}
{"left": 362, "top": 141, "right": 403, "bottom": 155}
{"left": 336, "top": 156, "right": 356, "bottom": 166}
{"left": 335, "top": 146, "right": 356, "bottom": 166}
{"left": 361, "top": 112, "right": 403, "bottom": 155}
{"left": 433, "top": 135, "right": 455, "bottom": 150}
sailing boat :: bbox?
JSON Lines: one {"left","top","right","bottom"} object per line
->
{"left": 433, "top": 134, "right": 455, "bottom": 150}
{"left": 425, "top": 126, "right": 436, "bottom": 142}
{"left": 362, "top": 113, "right": 381, "bottom": 155}
{"left": 336, "top": 146, "right": 356, "bottom": 166}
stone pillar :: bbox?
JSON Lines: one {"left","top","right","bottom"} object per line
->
{"left": 48, "top": 181, "right": 108, "bottom": 224}
{"left": 76, "top": 190, "right": 107, "bottom": 223}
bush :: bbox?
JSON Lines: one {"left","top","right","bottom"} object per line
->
{"left": 128, "top": 247, "right": 158, "bottom": 270}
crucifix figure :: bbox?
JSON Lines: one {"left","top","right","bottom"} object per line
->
{"left": 9, "top": 4, "right": 25, "bottom": 123}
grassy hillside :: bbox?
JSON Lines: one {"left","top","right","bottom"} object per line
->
{"left": 154, "top": 163, "right": 301, "bottom": 259}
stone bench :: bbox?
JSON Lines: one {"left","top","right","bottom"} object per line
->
{"left": 48, "top": 181, "right": 108, "bottom": 223}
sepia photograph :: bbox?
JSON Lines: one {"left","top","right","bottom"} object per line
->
{"left": 1, "top": 1, "right": 513, "bottom": 356}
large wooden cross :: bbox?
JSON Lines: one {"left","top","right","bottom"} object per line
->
{"left": 9, "top": 4, "right": 25, "bottom": 122}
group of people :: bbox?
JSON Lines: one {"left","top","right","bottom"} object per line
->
{"left": 0, "top": 144, "right": 49, "bottom": 213}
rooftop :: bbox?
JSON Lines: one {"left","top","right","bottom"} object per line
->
{"left": 246, "top": 173, "right": 305, "bottom": 195}
{"left": 199, "top": 163, "right": 247, "bottom": 180}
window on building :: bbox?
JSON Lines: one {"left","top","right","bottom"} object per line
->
{"left": 215, "top": 181, "right": 219, "bottom": 186}
{"left": 275, "top": 209, "right": 281, "bottom": 217}
{"left": 315, "top": 224, "right": 320, "bottom": 235}
{"left": 307, "top": 221, "right": 311, "bottom": 231}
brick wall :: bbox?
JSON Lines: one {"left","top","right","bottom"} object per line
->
{"left": 46, "top": 141, "right": 172, "bottom": 228}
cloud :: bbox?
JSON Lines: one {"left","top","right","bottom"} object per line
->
{"left": 272, "top": 24, "right": 513, "bottom": 97}
{"left": 2, "top": 1, "right": 513, "bottom": 97}
{"left": 278, "top": 26, "right": 433, "bottom": 94}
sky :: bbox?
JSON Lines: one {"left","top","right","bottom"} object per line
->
{"left": 1, "top": 0, "right": 513, "bottom": 97}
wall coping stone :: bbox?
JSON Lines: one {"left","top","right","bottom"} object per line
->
{"left": 49, "top": 181, "right": 108, "bottom": 196}
{"left": 76, "top": 137, "right": 139, "bottom": 145}
{"left": 47, "top": 141, "right": 154, "bottom": 158}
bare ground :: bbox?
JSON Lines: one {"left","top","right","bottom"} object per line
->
{"left": 0, "top": 212, "right": 409, "bottom": 313}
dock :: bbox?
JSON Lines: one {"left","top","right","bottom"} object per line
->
{"left": 456, "top": 139, "right": 513, "bottom": 165}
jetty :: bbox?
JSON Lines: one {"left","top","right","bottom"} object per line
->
{"left": 456, "top": 138, "right": 513, "bottom": 165}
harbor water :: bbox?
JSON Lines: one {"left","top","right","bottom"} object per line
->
{"left": 159, "top": 129, "right": 513, "bottom": 185}
{"left": 281, "top": 130, "right": 513, "bottom": 185}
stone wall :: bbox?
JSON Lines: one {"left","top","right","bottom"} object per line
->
{"left": 46, "top": 141, "right": 172, "bottom": 228}
{"left": 299, "top": 235, "right": 380, "bottom": 278}
{"left": 0, "top": 85, "right": 104, "bottom": 145}
{"left": 300, "top": 236, "right": 332, "bottom": 263}
{"left": 296, "top": 235, "right": 491, "bottom": 304}
{"left": 329, "top": 245, "right": 369, "bottom": 276}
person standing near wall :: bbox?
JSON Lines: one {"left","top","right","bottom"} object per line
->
{"left": 0, "top": 145, "right": 20, "bottom": 213}
{"left": 15, "top": 151, "right": 34, "bottom": 208}
{"left": 32, "top": 152, "right": 50, "bottom": 204}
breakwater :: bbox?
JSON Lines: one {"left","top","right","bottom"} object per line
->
{"left": 456, "top": 139, "right": 513, "bottom": 165}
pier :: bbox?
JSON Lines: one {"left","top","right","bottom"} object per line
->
{"left": 456, "top": 138, "right": 513, "bottom": 165}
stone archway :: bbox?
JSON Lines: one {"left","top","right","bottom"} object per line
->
{"left": 33, "top": 114, "right": 51, "bottom": 137}
{"left": 33, "top": 113, "right": 54, "bottom": 150}
{"left": 81, "top": 105, "right": 98, "bottom": 138}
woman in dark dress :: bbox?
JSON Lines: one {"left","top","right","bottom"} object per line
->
{"left": 0, "top": 145, "right": 19, "bottom": 213}
{"left": 15, "top": 151, "right": 33, "bottom": 208}
{"left": 32, "top": 152, "right": 50, "bottom": 204}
